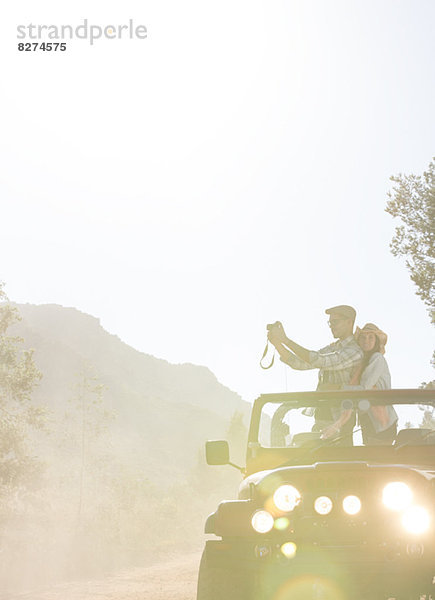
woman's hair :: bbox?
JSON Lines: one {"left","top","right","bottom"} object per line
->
{"left": 367, "top": 335, "right": 380, "bottom": 354}
{"left": 355, "top": 323, "right": 387, "bottom": 374}
{"left": 360, "top": 336, "right": 380, "bottom": 370}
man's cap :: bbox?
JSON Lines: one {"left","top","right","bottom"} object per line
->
{"left": 325, "top": 305, "right": 356, "bottom": 320}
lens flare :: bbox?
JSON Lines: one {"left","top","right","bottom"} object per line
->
{"left": 274, "top": 517, "right": 290, "bottom": 531}
{"left": 382, "top": 482, "right": 413, "bottom": 511}
{"left": 342, "top": 495, "right": 361, "bottom": 515}
{"left": 273, "top": 485, "right": 301, "bottom": 512}
{"left": 280, "top": 542, "right": 297, "bottom": 558}
{"left": 314, "top": 496, "right": 333, "bottom": 515}
{"left": 402, "top": 506, "right": 430, "bottom": 535}
{"left": 274, "top": 574, "right": 345, "bottom": 600}
{"left": 251, "top": 510, "right": 274, "bottom": 533}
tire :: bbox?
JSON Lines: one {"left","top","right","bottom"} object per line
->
{"left": 197, "top": 548, "right": 249, "bottom": 600}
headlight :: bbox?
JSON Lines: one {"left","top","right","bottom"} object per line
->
{"left": 251, "top": 510, "right": 274, "bottom": 533}
{"left": 314, "top": 496, "right": 333, "bottom": 515}
{"left": 280, "top": 542, "right": 297, "bottom": 558}
{"left": 402, "top": 506, "right": 430, "bottom": 535}
{"left": 383, "top": 482, "right": 413, "bottom": 511}
{"left": 273, "top": 485, "right": 301, "bottom": 512}
{"left": 343, "top": 495, "right": 361, "bottom": 515}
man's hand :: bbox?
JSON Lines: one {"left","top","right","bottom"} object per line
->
{"left": 320, "top": 423, "right": 340, "bottom": 440}
{"left": 267, "top": 322, "right": 287, "bottom": 346}
{"left": 320, "top": 409, "right": 353, "bottom": 440}
{"left": 267, "top": 323, "right": 312, "bottom": 364}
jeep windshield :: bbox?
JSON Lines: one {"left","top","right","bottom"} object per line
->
{"left": 246, "top": 389, "right": 435, "bottom": 474}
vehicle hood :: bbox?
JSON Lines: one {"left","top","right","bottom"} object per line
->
{"left": 239, "top": 461, "right": 435, "bottom": 499}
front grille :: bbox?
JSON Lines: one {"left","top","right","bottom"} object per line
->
{"left": 277, "top": 469, "right": 399, "bottom": 545}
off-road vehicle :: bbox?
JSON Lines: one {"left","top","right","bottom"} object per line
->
{"left": 197, "top": 389, "right": 435, "bottom": 600}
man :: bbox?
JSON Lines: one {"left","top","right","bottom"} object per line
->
{"left": 267, "top": 305, "right": 363, "bottom": 436}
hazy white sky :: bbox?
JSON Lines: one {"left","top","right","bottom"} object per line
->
{"left": 1, "top": 0, "right": 434, "bottom": 402}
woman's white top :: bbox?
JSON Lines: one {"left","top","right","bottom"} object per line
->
{"left": 360, "top": 352, "right": 391, "bottom": 390}
{"left": 344, "top": 352, "right": 398, "bottom": 433}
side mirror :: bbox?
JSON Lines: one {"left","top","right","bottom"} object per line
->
{"left": 206, "top": 440, "right": 229, "bottom": 465}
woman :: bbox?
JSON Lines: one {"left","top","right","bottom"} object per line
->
{"left": 321, "top": 323, "right": 398, "bottom": 445}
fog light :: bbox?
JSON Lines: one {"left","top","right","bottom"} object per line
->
{"left": 314, "top": 496, "right": 333, "bottom": 515}
{"left": 251, "top": 510, "right": 274, "bottom": 533}
{"left": 273, "top": 485, "right": 301, "bottom": 512}
{"left": 383, "top": 482, "right": 413, "bottom": 511}
{"left": 343, "top": 495, "right": 361, "bottom": 515}
{"left": 281, "top": 542, "right": 297, "bottom": 558}
{"left": 402, "top": 506, "right": 430, "bottom": 535}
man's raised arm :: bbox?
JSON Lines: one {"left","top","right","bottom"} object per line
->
{"left": 267, "top": 324, "right": 313, "bottom": 368}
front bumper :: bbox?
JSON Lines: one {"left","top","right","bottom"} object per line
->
{"left": 204, "top": 538, "right": 435, "bottom": 597}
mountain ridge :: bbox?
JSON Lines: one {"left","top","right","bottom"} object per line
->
{"left": 10, "top": 302, "right": 250, "bottom": 482}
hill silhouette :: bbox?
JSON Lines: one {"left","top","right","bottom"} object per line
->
{"left": 11, "top": 303, "right": 250, "bottom": 483}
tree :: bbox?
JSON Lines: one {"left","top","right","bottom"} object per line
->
{"left": 226, "top": 410, "right": 248, "bottom": 466}
{"left": 66, "top": 363, "right": 112, "bottom": 526}
{"left": 0, "top": 283, "right": 43, "bottom": 490}
{"left": 385, "top": 158, "right": 435, "bottom": 366}
{"left": 419, "top": 405, "right": 435, "bottom": 430}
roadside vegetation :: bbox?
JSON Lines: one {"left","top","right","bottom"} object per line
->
{"left": 0, "top": 284, "right": 246, "bottom": 593}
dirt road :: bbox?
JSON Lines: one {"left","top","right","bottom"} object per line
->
{"left": 7, "top": 553, "right": 201, "bottom": 600}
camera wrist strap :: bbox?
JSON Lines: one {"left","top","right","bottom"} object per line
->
{"left": 260, "top": 340, "right": 275, "bottom": 369}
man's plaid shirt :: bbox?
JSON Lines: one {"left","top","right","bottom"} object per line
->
{"left": 280, "top": 335, "right": 363, "bottom": 388}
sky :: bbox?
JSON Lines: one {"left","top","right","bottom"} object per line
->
{"left": 1, "top": 0, "right": 434, "bottom": 403}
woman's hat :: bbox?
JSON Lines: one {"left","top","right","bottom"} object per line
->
{"left": 355, "top": 323, "right": 388, "bottom": 354}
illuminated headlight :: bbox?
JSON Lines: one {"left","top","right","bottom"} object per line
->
{"left": 314, "top": 496, "right": 333, "bottom": 515}
{"left": 251, "top": 510, "right": 274, "bottom": 533}
{"left": 343, "top": 495, "right": 361, "bottom": 515}
{"left": 281, "top": 542, "right": 297, "bottom": 558}
{"left": 273, "top": 485, "right": 301, "bottom": 512}
{"left": 383, "top": 482, "right": 413, "bottom": 511}
{"left": 402, "top": 506, "right": 431, "bottom": 535}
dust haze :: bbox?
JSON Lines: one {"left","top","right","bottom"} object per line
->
{"left": 0, "top": 304, "right": 248, "bottom": 597}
